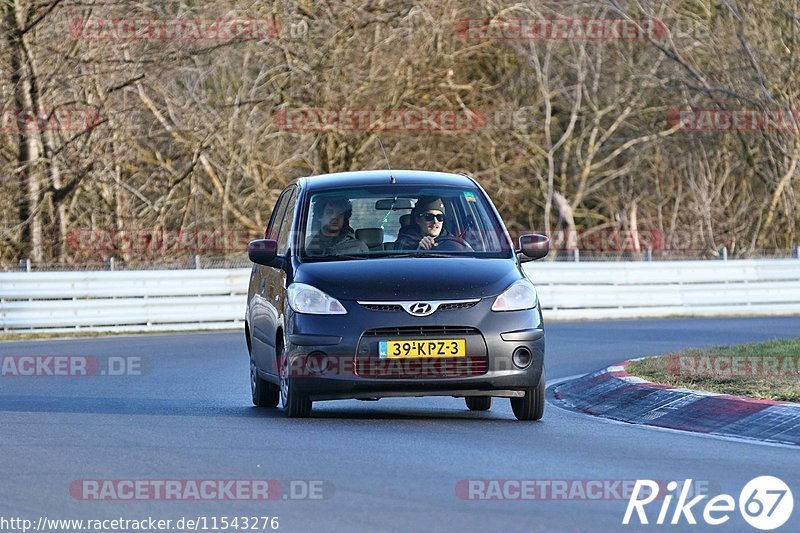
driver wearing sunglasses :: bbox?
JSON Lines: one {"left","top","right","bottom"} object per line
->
{"left": 395, "top": 196, "right": 452, "bottom": 250}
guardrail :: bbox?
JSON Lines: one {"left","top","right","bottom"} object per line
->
{"left": 0, "top": 269, "right": 250, "bottom": 333}
{"left": 527, "top": 258, "right": 800, "bottom": 320}
{"left": 1, "top": 259, "right": 799, "bottom": 332}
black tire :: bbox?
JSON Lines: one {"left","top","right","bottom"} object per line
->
{"left": 465, "top": 397, "right": 492, "bottom": 411}
{"left": 250, "top": 352, "right": 279, "bottom": 407}
{"left": 510, "top": 368, "right": 545, "bottom": 421}
{"left": 279, "top": 341, "right": 312, "bottom": 418}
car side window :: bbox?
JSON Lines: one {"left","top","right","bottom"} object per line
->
{"left": 266, "top": 188, "right": 292, "bottom": 240}
{"left": 276, "top": 189, "right": 297, "bottom": 255}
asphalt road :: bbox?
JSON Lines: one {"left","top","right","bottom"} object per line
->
{"left": 2, "top": 317, "right": 799, "bottom": 533}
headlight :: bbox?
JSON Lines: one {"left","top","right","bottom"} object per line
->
{"left": 287, "top": 283, "right": 347, "bottom": 315}
{"left": 491, "top": 279, "right": 538, "bottom": 312}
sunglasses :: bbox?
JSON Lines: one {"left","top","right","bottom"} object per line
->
{"left": 419, "top": 213, "right": 445, "bottom": 222}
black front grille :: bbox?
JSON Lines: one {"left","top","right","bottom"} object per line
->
{"left": 361, "top": 304, "right": 403, "bottom": 312}
{"left": 354, "top": 356, "right": 488, "bottom": 378}
{"left": 361, "top": 301, "right": 479, "bottom": 313}
{"left": 362, "top": 326, "right": 480, "bottom": 337}
{"left": 438, "top": 301, "right": 479, "bottom": 311}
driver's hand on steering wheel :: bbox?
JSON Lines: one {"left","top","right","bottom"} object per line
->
{"left": 418, "top": 236, "right": 436, "bottom": 250}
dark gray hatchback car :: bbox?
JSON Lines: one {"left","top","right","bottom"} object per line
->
{"left": 245, "top": 170, "right": 549, "bottom": 419}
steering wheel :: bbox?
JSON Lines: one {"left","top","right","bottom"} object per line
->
{"left": 435, "top": 235, "right": 473, "bottom": 252}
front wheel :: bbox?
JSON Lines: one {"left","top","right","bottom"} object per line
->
{"left": 279, "top": 342, "right": 312, "bottom": 418}
{"left": 510, "top": 368, "right": 545, "bottom": 421}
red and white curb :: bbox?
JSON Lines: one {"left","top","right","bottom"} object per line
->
{"left": 553, "top": 359, "right": 800, "bottom": 446}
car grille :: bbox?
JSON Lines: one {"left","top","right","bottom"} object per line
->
{"left": 361, "top": 304, "right": 404, "bottom": 312}
{"left": 354, "top": 355, "right": 488, "bottom": 378}
{"left": 360, "top": 301, "right": 479, "bottom": 312}
{"left": 362, "top": 326, "right": 480, "bottom": 337}
{"left": 438, "top": 301, "right": 478, "bottom": 311}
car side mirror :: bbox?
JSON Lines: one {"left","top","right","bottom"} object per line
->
{"left": 519, "top": 233, "right": 549, "bottom": 260}
{"left": 248, "top": 239, "right": 280, "bottom": 266}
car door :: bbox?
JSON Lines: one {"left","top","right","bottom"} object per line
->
{"left": 263, "top": 186, "right": 298, "bottom": 376}
{"left": 250, "top": 187, "right": 295, "bottom": 373}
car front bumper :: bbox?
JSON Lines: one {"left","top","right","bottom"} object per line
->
{"left": 282, "top": 298, "right": 545, "bottom": 401}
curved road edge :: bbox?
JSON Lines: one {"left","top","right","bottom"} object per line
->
{"left": 552, "top": 361, "right": 800, "bottom": 446}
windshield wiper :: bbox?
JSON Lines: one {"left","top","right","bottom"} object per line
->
{"left": 328, "top": 255, "right": 369, "bottom": 260}
{"left": 305, "top": 254, "right": 368, "bottom": 261}
{"left": 377, "top": 251, "right": 456, "bottom": 258}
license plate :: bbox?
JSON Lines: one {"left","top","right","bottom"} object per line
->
{"left": 379, "top": 339, "right": 466, "bottom": 359}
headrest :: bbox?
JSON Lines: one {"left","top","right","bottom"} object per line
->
{"left": 399, "top": 214, "right": 411, "bottom": 227}
{"left": 355, "top": 228, "right": 384, "bottom": 248}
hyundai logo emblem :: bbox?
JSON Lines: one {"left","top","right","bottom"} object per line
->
{"left": 408, "top": 302, "right": 434, "bottom": 316}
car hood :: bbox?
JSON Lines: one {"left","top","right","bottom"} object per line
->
{"left": 294, "top": 257, "right": 522, "bottom": 301}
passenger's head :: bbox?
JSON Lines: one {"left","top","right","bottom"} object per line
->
{"left": 319, "top": 197, "right": 352, "bottom": 236}
{"left": 413, "top": 196, "right": 445, "bottom": 238}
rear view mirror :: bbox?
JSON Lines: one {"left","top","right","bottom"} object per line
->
{"left": 519, "top": 233, "right": 549, "bottom": 260}
{"left": 375, "top": 198, "right": 414, "bottom": 210}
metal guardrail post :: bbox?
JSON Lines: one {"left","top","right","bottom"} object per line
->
{"left": 643, "top": 249, "right": 652, "bottom": 262}
{"left": 718, "top": 246, "right": 728, "bottom": 260}
{"left": 573, "top": 249, "right": 580, "bottom": 262}
{"left": 194, "top": 255, "right": 201, "bottom": 269}
{"left": 793, "top": 246, "right": 799, "bottom": 259}
{"left": 19, "top": 258, "right": 31, "bottom": 272}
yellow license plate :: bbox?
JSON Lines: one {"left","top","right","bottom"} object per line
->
{"left": 379, "top": 339, "right": 466, "bottom": 359}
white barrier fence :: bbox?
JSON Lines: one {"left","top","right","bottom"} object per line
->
{"left": 1, "top": 259, "right": 799, "bottom": 333}
{"left": 528, "top": 259, "right": 800, "bottom": 320}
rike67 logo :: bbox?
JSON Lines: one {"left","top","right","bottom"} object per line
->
{"left": 624, "top": 477, "right": 793, "bottom": 530}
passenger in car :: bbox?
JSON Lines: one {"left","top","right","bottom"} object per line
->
{"left": 305, "top": 197, "right": 369, "bottom": 256}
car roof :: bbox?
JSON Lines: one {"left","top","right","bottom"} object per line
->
{"left": 292, "top": 170, "right": 477, "bottom": 192}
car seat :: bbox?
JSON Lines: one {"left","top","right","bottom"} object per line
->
{"left": 385, "top": 214, "right": 414, "bottom": 250}
{"left": 355, "top": 228, "right": 384, "bottom": 252}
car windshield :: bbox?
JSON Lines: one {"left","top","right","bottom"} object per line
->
{"left": 299, "top": 185, "right": 513, "bottom": 261}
